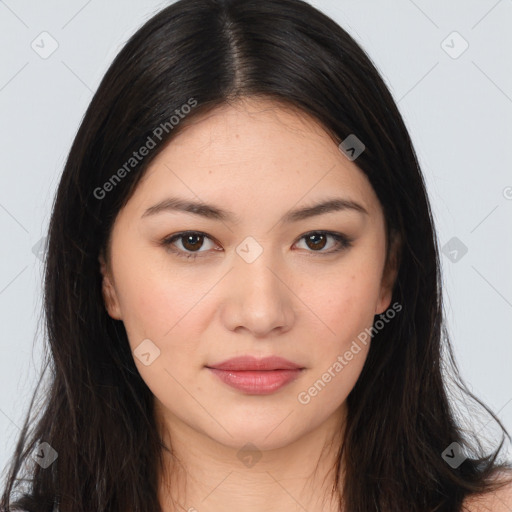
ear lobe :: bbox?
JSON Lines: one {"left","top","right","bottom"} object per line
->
{"left": 376, "top": 231, "right": 401, "bottom": 315}
{"left": 98, "top": 252, "right": 122, "bottom": 320}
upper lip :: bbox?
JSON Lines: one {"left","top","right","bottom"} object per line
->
{"left": 206, "top": 355, "right": 303, "bottom": 371}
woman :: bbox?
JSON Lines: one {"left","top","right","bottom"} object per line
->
{"left": 1, "top": 0, "right": 511, "bottom": 510}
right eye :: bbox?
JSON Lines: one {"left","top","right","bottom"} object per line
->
{"left": 160, "top": 231, "right": 220, "bottom": 260}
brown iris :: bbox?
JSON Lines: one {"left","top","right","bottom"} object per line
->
{"left": 181, "top": 233, "right": 204, "bottom": 251}
{"left": 304, "top": 233, "right": 327, "bottom": 251}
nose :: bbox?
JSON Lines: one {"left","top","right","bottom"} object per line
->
{"left": 219, "top": 249, "right": 295, "bottom": 337}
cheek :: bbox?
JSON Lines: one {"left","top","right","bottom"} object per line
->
{"left": 115, "top": 268, "right": 207, "bottom": 395}
{"left": 296, "top": 262, "right": 382, "bottom": 407}
{"left": 114, "top": 265, "right": 220, "bottom": 398}
{"left": 112, "top": 244, "right": 204, "bottom": 341}
{"left": 295, "top": 273, "right": 376, "bottom": 408}
{"left": 307, "top": 267, "right": 381, "bottom": 339}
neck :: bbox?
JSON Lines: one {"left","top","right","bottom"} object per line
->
{"left": 156, "top": 404, "right": 346, "bottom": 512}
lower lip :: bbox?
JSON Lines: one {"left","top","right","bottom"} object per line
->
{"left": 207, "top": 368, "right": 303, "bottom": 394}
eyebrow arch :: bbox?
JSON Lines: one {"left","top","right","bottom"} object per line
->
{"left": 141, "top": 196, "right": 368, "bottom": 223}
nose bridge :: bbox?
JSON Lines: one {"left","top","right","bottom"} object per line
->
{"left": 235, "top": 239, "right": 284, "bottom": 302}
{"left": 220, "top": 237, "right": 294, "bottom": 335}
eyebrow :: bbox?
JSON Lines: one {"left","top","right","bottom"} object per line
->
{"left": 141, "top": 196, "right": 368, "bottom": 223}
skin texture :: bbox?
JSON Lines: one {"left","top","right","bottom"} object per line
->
{"left": 99, "top": 97, "right": 399, "bottom": 511}
{"left": 463, "top": 474, "right": 512, "bottom": 512}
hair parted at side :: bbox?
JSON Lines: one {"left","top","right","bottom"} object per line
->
{"left": 1, "top": 0, "right": 511, "bottom": 511}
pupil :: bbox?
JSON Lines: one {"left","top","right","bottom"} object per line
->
{"left": 184, "top": 234, "right": 202, "bottom": 251}
{"left": 308, "top": 233, "right": 326, "bottom": 250}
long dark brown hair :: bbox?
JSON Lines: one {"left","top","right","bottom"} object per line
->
{"left": 1, "top": 0, "right": 511, "bottom": 510}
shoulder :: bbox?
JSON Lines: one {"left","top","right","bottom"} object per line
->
{"left": 462, "top": 471, "right": 512, "bottom": 512}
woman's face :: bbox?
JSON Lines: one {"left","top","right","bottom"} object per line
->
{"left": 99, "top": 98, "right": 397, "bottom": 451}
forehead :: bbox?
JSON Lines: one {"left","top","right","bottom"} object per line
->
{"left": 160, "top": 97, "right": 341, "bottom": 165}
{"left": 129, "top": 97, "right": 382, "bottom": 221}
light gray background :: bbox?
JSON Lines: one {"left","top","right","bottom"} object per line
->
{"left": 1, "top": 0, "right": 511, "bottom": 476}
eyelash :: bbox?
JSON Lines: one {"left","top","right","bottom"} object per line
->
{"left": 160, "top": 230, "right": 353, "bottom": 260}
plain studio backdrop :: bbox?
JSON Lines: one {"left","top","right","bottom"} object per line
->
{"left": 0, "top": 0, "right": 511, "bottom": 475}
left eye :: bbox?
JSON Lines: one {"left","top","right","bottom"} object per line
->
{"left": 161, "top": 230, "right": 353, "bottom": 260}
{"left": 295, "top": 231, "right": 352, "bottom": 252}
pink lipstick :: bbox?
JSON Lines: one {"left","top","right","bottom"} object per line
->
{"left": 206, "top": 355, "right": 304, "bottom": 395}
